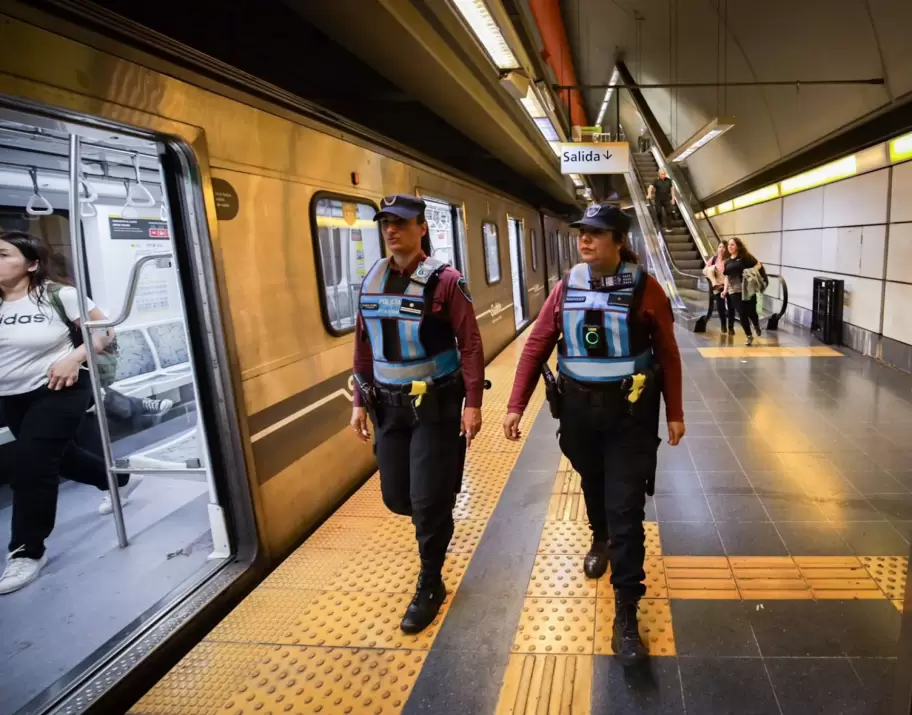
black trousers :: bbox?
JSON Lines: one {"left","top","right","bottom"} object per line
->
{"left": 726, "top": 291, "right": 761, "bottom": 337}
{"left": 655, "top": 200, "right": 673, "bottom": 229}
{"left": 374, "top": 390, "right": 465, "bottom": 576}
{"left": 712, "top": 290, "right": 728, "bottom": 330}
{"left": 558, "top": 385, "right": 660, "bottom": 601}
{"left": 2, "top": 372, "right": 124, "bottom": 559}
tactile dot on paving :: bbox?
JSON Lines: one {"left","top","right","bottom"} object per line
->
{"left": 220, "top": 646, "right": 427, "bottom": 715}
{"left": 303, "top": 517, "right": 387, "bottom": 551}
{"left": 862, "top": 556, "right": 908, "bottom": 601}
{"left": 263, "top": 550, "right": 351, "bottom": 590}
{"left": 597, "top": 556, "right": 667, "bottom": 599}
{"left": 335, "top": 487, "right": 391, "bottom": 518}
{"left": 526, "top": 555, "right": 597, "bottom": 598}
{"left": 368, "top": 518, "right": 418, "bottom": 553}
{"left": 462, "top": 458, "right": 514, "bottom": 492}
{"left": 290, "top": 592, "right": 446, "bottom": 650}
{"left": 538, "top": 522, "right": 593, "bottom": 555}
{"left": 594, "top": 599, "right": 675, "bottom": 656}
{"left": 449, "top": 519, "right": 487, "bottom": 553}
{"left": 453, "top": 490, "right": 500, "bottom": 520}
{"left": 512, "top": 598, "right": 596, "bottom": 655}
{"left": 325, "top": 552, "right": 470, "bottom": 594}
{"left": 208, "top": 590, "right": 319, "bottom": 644}
{"left": 131, "top": 642, "right": 268, "bottom": 715}
{"left": 645, "top": 522, "right": 662, "bottom": 556}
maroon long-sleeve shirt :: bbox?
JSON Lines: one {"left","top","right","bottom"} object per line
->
{"left": 353, "top": 252, "right": 485, "bottom": 408}
{"left": 507, "top": 274, "right": 684, "bottom": 422}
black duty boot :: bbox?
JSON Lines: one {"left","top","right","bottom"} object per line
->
{"left": 611, "top": 599, "right": 648, "bottom": 666}
{"left": 583, "top": 539, "right": 609, "bottom": 579}
{"left": 400, "top": 573, "right": 446, "bottom": 634}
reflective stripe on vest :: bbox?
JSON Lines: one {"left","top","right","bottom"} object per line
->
{"left": 359, "top": 256, "right": 460, "bottom": 385}
{"left": 558, "top": 262, "right": 652, "bottom": 383}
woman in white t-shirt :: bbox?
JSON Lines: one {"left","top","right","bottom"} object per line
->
{"left": 0, "top": 232, "right": 141, "bottom": 594}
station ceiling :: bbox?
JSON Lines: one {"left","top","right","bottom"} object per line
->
{"left": 560, "top": 0, "right": 912, "bottom": 200}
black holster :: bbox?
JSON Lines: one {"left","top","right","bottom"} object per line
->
{"left": 354, "top": 373, "right": 383, "bottom": 427}
{"left": 541, "top": 364, "right": 562, "bottom": 419}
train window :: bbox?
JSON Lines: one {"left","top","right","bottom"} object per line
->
{"left": 530, "top": 229, "right": 538, "bottom": 271}
{"left": 312, "top": 195, "right": 382, "bottom": 335}
{"left": 422, "top": 196, "right": 465, "bottom": 274}
{"left": 482, "top": 220, "right": 501, "bottom": 284}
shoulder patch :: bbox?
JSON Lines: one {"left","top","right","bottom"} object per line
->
{"left": 457, "top": 277, "right": 472, "bottom": 303}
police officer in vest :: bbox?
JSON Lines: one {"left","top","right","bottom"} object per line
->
{"left": 503, "top": 203, "right": 685, "bottom": 665}
{"left": 350, "top": 194, "right": 485, "bottom": 634}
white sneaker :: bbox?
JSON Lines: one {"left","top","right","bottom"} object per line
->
{"left": 98, "top": 475, "right": 144, "bottom": 515}
{"left": 0, "top": 547, "right": 47, "bottom": 595}
{"left": 142, "top": 397, "right": 174, "bottom": 416}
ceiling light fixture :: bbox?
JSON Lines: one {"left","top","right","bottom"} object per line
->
{"left": 780, "top": 155, "right": 857, "bottom": 195}
{"left": 450, "top": 0, "right": 519, "bottom": 70}
{"left": 889, "top": 131, "right": 912, "bottom": 163}
{"left": 668, "top": 117, "right": 735, "bottom": 163}
{"left": 595, "top": 68, "right": 621, "bottom": 126}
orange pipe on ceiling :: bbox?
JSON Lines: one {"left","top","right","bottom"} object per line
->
{"left": 527, "top": 0, "right": 589, "bottom": 128}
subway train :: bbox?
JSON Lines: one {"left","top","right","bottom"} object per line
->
{"left": 0, "top": 6, "right": 582, "bottom": 713}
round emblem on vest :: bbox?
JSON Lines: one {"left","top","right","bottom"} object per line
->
{"left": 415, "top": 263, "right": 431, "bottom": 279}
{"left": 585, "top": 204, "right": 601, "bottom": 218}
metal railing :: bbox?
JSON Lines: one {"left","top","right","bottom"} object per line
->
{"left": 693, "top": 273, "right": 790, "bottom": 333}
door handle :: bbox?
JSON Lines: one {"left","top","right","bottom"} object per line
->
{"left": 85, "top": 252, "right": 173, "bottom": 329}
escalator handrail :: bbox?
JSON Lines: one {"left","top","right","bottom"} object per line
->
{"left": 702, "top": 271, "right": 790, "bottom": 323}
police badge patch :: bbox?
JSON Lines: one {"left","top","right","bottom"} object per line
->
{"left": 457, "top": 277, "right": 472, "bottom": 302}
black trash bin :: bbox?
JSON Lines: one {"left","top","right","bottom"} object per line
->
{"left": 811, "top": 278, "right": 844, "bottom": 345}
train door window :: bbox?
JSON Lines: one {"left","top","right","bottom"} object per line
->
{"left": 529, "top": 228, "right": 538, "bottom": 272}
{"left": 0, "top": 108, "right": 246, "bottom": 714}
{"left": 507, "top": 217, "right": 528, "bottom": 329}
{"left": 482, "top": 220, "right": 500, "bottom": 284}
{"left": 312, "top": 197, "right": 382, "bottom": 335}
{"left": 558, "top": 230, "right": 567, "bottom": 273}
{"left": 422, "top": 196, "right": 466, "bottom": 275}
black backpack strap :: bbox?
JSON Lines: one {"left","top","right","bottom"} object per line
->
{"left": 46, "top": 283, "right": 82, "bottom": 347}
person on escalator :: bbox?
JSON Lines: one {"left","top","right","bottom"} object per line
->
{"left": 647, "top": 169, "right": 676, "bottom": 230}
{"left": 0, "top": 232, "right": 142, "bottom": 595}
{"left": 703, "top": 242, "right": 729, "bottom": 335}
{"left": 721, "top": 237, "right": 764, "bottom": 346}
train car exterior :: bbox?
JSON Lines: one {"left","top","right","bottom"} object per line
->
{"left": 0, "top": 5, "right": 572, "bottom": 712}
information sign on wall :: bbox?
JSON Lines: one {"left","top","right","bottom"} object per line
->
{"left": 559, "top": 142, "right": 630, "bottom": 175}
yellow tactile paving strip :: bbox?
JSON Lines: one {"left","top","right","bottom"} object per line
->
{"left": 698, "top": 345, "right": 844, "bottom": 358}
{"left": 132, "top": 336, "right": 547, "bottom": 715}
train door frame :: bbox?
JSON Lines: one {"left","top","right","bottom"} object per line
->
{"left": 415, "top": 189, "right": 469, "bottom": 279}
{"left": 506, "top": 215, "right": 528, "bottom": 330}
{"left": 0, "top": 98, "right": 258, "bottom": 715}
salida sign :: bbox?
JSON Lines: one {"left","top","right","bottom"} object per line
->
{"left": 560, "top": 142, "right": 630, "bottom": 175}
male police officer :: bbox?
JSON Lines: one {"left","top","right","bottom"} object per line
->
{"left": 503, "top": 204, "right": 685, "bottom": 665}
{"left": 351, "top": 194, "right": 484, "bottom": 634}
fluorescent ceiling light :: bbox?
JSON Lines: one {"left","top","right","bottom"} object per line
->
{"left": 520, "top": 86, "right": 546, "bottom": 118}
{"left": 780, "top": 155, "right": 857, "bottom": 195}
{"left": 889, "top": 131, "right": 912, "bottom": 163}
{"left": 668, "top": 117, "right": 735, "bottom": 163}
{"left": 595, "top": 68, "right": 621, "bottom": 126}
{"left": 733, "top": 184, "right": 779, "bottom": 209}
{"left": 569, "top": 173, "right": 585, "bottom": 187}
{"left": 450, "top": 0, "right": 519, "bottom": 70}
{"left": 716, "top": 200, "right": 733, "bottom": 214}
{"left": 703, "top": 206, "right": 716, "bottom": 217}
{"left": 549, "top": 141, "right": 562, "bottom": 156}
{"left": 534, "top": 117, "right": 560, "bottom": 142}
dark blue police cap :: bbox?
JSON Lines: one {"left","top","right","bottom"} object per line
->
{"left": 570, "top": 203, "right": 631, "bottom": 234}
{"left": 374, "top": 194, "right": 426, "bottom": 221}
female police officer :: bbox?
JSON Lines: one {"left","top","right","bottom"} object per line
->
{"left": 350, "top": 194, "right": 484, "bottom": 635}
{"left": 503, "top": 204, "right": 685, "bottom": 664}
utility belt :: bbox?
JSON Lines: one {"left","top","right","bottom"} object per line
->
{"left": 543, "top": 364, "right": 661, "bottom": 418}
{"left": 355, "top": 370, "right": 464, "bottom": 426}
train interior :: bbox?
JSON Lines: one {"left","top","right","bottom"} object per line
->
{"left": 0, "top": 110, "right": 229, "bottom": 714}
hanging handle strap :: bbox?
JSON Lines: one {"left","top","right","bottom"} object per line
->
{"left": 123, "top": 153, "right": 155, "bottom": 210}
{"left": 25, "top": 168, "right": 53, "bottom": 216}
{"left": 79, "top": 165, "right": 98, "bottom": 218}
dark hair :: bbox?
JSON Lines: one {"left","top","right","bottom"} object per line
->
{"left": 614, "top": 229, "right": 639, "bottom": 264}
{"left": 727, "top": 236, "right": 756, "bottom": 264}
{"left": 0, "top": 231, "right": 70, "bottom": 307}
{"left": 417, "top": 211, "right": 432, "bottom": 256}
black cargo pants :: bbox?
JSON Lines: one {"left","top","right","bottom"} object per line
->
{"left": 374, "top": 386, "right": 466, "bottom": 577}
{"left": 558, "top": 382, "right": 661, "bottom": 601}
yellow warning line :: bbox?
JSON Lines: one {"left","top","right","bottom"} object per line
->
{"left": 698, "top": 346, "right": 843, "bottom": 358}
{"left": 132, "top": 337, "right": 547, "bottom": 715}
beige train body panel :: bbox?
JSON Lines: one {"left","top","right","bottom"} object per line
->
{"left": 0, "top": 12, "right": 570, "bottom": 558}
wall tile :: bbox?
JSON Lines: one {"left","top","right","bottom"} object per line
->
{"left": 886, "top": 222, "right": 912, "bottom": 282}
{"left": 891, "top": 162, "right": 912, "bottom": 223}
{"left": 779, "top": 266, "right": 883, "bottom": 332}
{"left": 860, "top": 224, "right": 886, "bottom": 279}
{"left": 822, "top": 170, "right": 889, "bottom": 227}
{"left": 783, "top": 186, "right": 824, "bottom": 230}
{"left": 883, "top": 281, "right": 912, "bottom": 344}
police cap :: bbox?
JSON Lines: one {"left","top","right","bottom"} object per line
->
{"left": 570, "top": 203, "right": 631, "bottom": 235}
{"left": 374, "top": 194, "right": 426, "bottom": 221}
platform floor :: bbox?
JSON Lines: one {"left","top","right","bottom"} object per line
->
{"left": 134, "top": 322, "right": 911, "bottom": 715}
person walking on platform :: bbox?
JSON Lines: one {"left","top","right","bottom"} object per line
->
{"left": 647, "top": 169, "right": 676, "bottom": 230}
{"left": 502, "top": 204, "right": 685, "bottom": 665}
{"left": 350, "top": 194, "right": 484, "bottom": 635}
{"left": 721, "top": 237, "right": 765, "bottom": 346}
{"left": 704, "top": 241, "right": 729, "bottom": 335}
